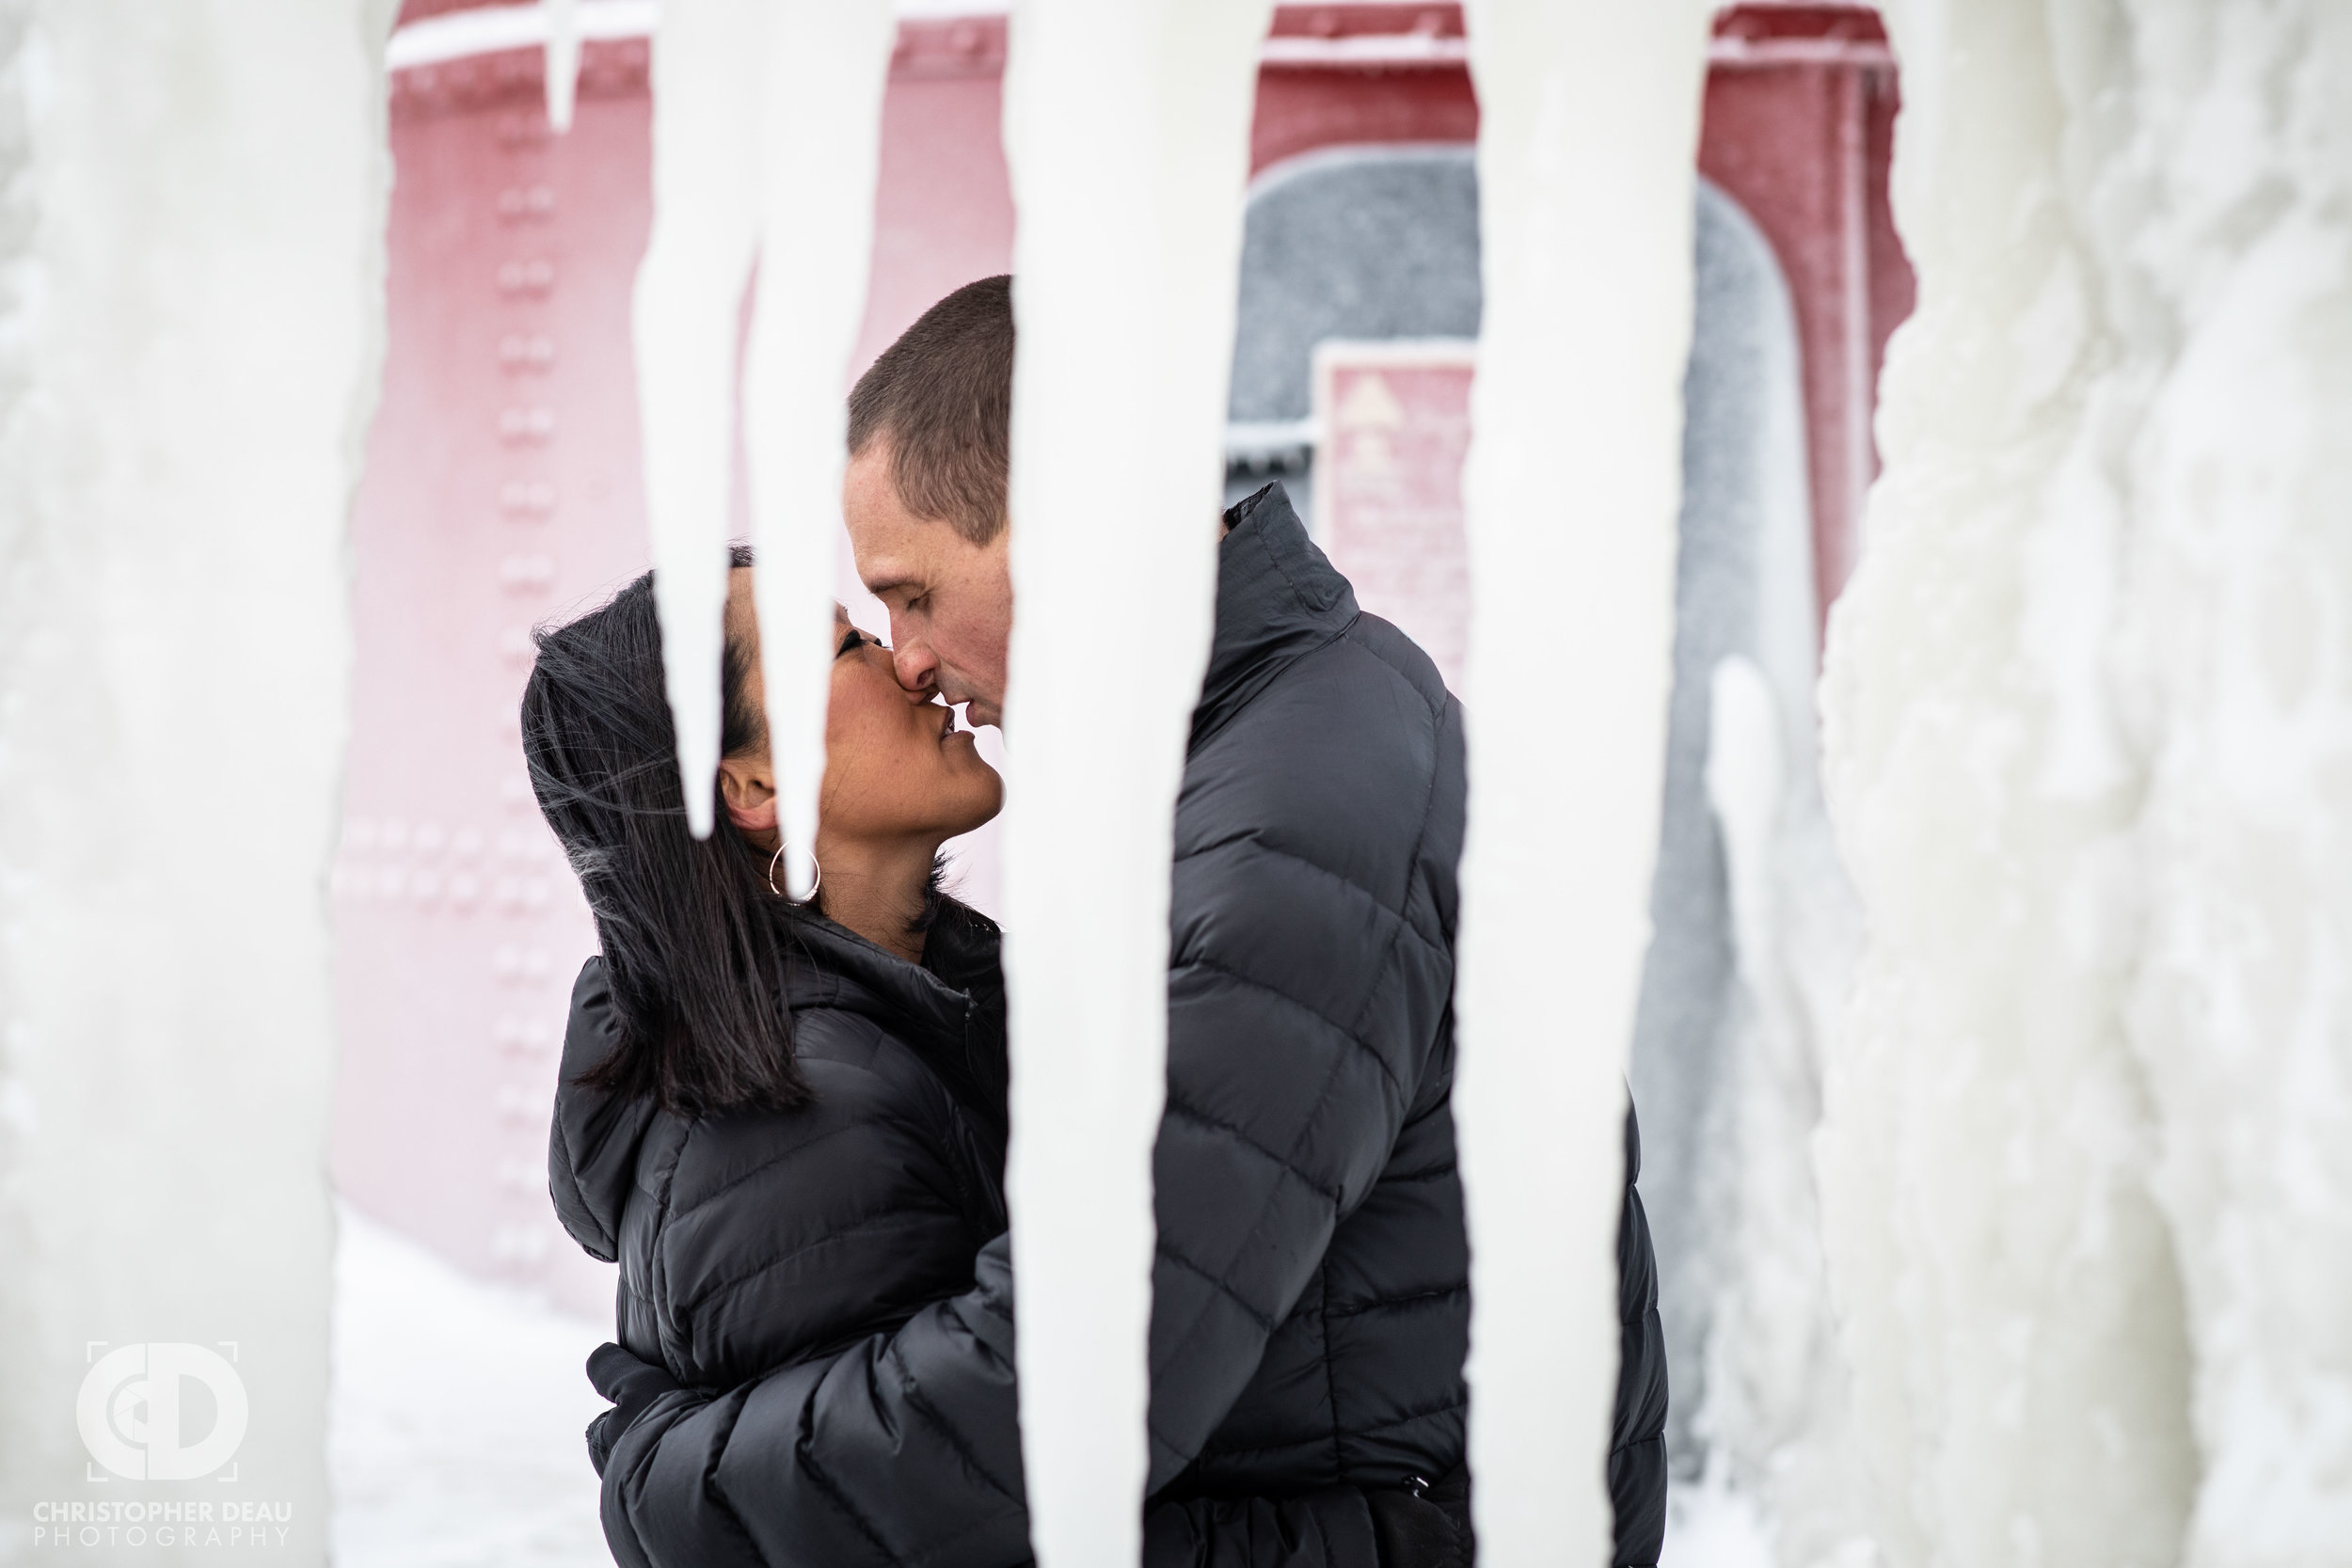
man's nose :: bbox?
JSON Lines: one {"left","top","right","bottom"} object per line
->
{"left": 891, "top": 638, "right": 938, "bottom": 697}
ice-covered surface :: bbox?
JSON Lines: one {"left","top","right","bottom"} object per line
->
{"left": 0, "top": 2, "right": 390, "bottom": 1554}
{"left": 1816, "top": 1, "right": 2352, "bottom": 1562}
{"left": 1700, "top": 655, "right": 1866, "bottom": 1568}
{"left": 994, "top": 2, "right": 1271, "bottom": 1562}
{"left": 329, "top": 1204, "right": 613, "bottom": 1568}
{"left": 1628, "top": 177, "right": 1846, "bottom": 1492}
{"left": 1814, "top": 1, "right": 2203, "bottom": 1553}
{"left": 2083, "top": 5, "right": 2352, "bottom": 1560}
{"left": 1453, "top": 3, "right": 1710, "bottom": 1562}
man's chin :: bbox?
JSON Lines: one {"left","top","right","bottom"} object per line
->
{"left": 966, "top": 700, "right": 1003, "bottom": 731}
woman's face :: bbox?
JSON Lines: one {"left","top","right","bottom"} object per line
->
{"left": 723, "top": 569, "right": 1002, "bottom": 848}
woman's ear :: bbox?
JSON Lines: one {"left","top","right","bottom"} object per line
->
{"left": 716, "top": 754, "right": 778, "bottom": 836}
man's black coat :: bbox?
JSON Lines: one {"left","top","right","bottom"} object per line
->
{"left": 549, "top": 483, "right": 1666, "bottom": 1566}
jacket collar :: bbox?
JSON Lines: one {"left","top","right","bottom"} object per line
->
{"left": 781, "top": 910, "right": 982, "bottom": 1053}
{"left": 1191, "top": 483, "right": 1359, "bottom": 752}
{"left": 550, "top": 900, "right": 1008, "bottom": 1262}
{"left": 783, "top": 904, "right": 1008, "bottom": 1135}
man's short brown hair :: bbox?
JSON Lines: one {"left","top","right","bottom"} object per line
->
{"left": 847, "top": 274, "right": 1014, "bottom": 546}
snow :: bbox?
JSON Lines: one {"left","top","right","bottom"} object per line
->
{"left": 329, "top": 1204, "right": 614, "bottom": 1568}
{"left": 1663, "top": 1475, "right": 1780, "bottom": 1568}
{"left": 1452, "top": 3, "right": 1712, "bottom": 1563}
{"left": 993, "top": 2, "right": 1271, "bottom": 1562}
{"left": 0, "top": 1, "right": 389, "bottom": 1551}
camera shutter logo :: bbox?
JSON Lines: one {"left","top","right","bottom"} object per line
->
{"left": 75, "top": 1343, "right": 249, "bottom": 1481}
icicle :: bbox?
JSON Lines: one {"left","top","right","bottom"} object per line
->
{"left": 994, "top": 2, "right": 1272, "bottom": 1563}
{"left": 543, "top": 0, "right": 581, "bottom": 134}
{"left": 637, "top": 0, "right": 888, "bottom": 872}
{"left": 1452, "top": 3, "right": 1710, "bottom": 1563}
{"left": 634, "top": 0, "right": 757, "bottom": 840}
{"left": 741, "top": 4, "right": 894, "bottom": 899}
{"left": 0, "top": 0, "right": 389, "bottom": 1544}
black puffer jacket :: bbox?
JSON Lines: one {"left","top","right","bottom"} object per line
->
{"left": 551, "top": 905, "right": 1420, "bottom": 1568}
{"left": 551, "top": 905, "right": 1012, "bottom": 1413}
{"left": 553, "top": 483, "right": 1666, "bottom": 1566}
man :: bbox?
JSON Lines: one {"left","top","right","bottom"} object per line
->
{"left": 580, "top": 277, "right": 1667, "bottom": 1567}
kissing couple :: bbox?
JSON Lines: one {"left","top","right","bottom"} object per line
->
{"left": 524, "top": 276, "right": 1666, "bottom": 1568}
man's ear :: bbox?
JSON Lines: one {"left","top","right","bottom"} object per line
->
{"left": 716, "top": 754, "right": 778, "bottom": 835}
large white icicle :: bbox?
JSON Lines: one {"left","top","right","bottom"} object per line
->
{"left": 634, "top": 0, "right": 757, "bottom": 841}
{"left": 0, "top": 0, "right": 391, "bottom": 1552}
{"left": 1454, "top": 3, "right": 1709, "bottom": 1563}
{"left": 635, "top": 0, "right": 889, "bottom": 878}
{"left": 995, "top": 2, "right": 1271, "bottom": 1563}
{"left": 741, "top": 1, "right": 894, "bottom": 898}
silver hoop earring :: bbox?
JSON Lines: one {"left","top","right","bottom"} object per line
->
{"left": 768, "top": 843, "right": 820, "bottom": 902}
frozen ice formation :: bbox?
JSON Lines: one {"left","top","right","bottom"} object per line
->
{"left": 634, "top": 0, "right": 891, "bottom": 882}
{"left": 993, "top": 2, "right": 1272, "bottom": 1563}
{"left": 542, "top": 0, "right": 580, "bottom": 133}
{"left": 1453, "top": 2, "right": 1713, "bottom": 1563}
{"left": 1817, "top": 1, "right": 2352, "bottom": 1563}
{"left": 0, "top": 0, "right": 391, "bottom": 1549}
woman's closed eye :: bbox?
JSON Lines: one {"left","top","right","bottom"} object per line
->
{"left": 837, "top": 627, "right": 879, "bottom": 657}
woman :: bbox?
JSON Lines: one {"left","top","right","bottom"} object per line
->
{"left": 525, "top": 558, "right": 1463, "bottom": 1568}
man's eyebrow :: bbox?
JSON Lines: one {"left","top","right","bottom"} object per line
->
{"left": 861, "top": 572, "right": 918, "bottom": 598}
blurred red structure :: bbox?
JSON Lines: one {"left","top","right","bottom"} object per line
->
{"left": 340, "top": 1, "right": 1912, "bottom": 1309}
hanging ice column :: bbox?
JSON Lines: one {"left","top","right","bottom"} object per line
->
{"left": 1819, "top": 0, "right": 2352, "bottom": 1561}
{"left": 634, "top": 0, "right": 894, "bottom": 887}
{"left": 0, "top": 1, "right": 390, "bottom": 1555}
{"left": 994, "top": 2, "right": 1271, "bottom": 1563}
{"left": 1453, "top": 2, "right": 1710, "bottom": 1563}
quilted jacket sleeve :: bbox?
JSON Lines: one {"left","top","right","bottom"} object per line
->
{"left": 1145, "top": 626, "right": 1466, "bottom": 1482}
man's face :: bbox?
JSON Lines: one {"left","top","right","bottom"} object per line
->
{"left": 842, "top": 439, "right": 1014, "bottom": 729}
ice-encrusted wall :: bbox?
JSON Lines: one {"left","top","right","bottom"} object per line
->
{"left": 0, "top": 0, "right": 391, "bottom": 1558}
{"left": 1631, "top": 178, "right": 1841, "bottom": 1486}
{"left": 1819, "top": 1, "right": 2352, "bottom": 1563}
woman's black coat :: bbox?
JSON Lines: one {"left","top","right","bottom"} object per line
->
{"left": 549, "top": 483, "right": 1666, "bottom": 1567}
{"left": 550, "top": 908, "right": 1424, "bottom": 1567}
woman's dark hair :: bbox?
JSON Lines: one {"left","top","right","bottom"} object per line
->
{"left": 520, "top": 548, "right": 814, "bottom": 1115}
